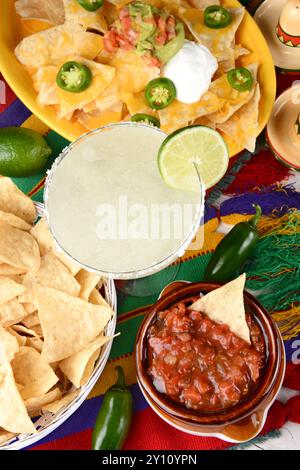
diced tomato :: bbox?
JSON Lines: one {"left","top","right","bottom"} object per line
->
{"left": 194, "top": 375, "right": 211, "bottom": 395}
{"left": 218, "top": 379, "right": 241, "bottom": 406}
{"left": 158, "top": 16, "right": 167, "bottom": 32}
{"left": 116, "top": 34, "right": 134, "bottom": 50}
{"left": 166, "top": 15, "right": 176, "bottom": 40}
{"left": 121, "top": 14, "right": 132, "bottom": 32}
{"left": 103, "top": 31, "right": 118, "bottom": 52}
{"left": 181, "top": 385, "right": 203, "bottom": 408}
{"left": 119, "top": 7, "right": 130, "bottom": 19}
{"left": 127, "top": 29, "right": 138, "bottom": 44}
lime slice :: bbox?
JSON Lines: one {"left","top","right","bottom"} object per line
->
{"left": 158, "top": 125, "right": 229, "bottom": 191}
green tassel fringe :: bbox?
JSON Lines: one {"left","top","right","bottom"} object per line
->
{"left": 245, "top": 213, "right": 300, "bottom": 313}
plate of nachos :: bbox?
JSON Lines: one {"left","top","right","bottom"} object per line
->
{"left": 0, "top": 0, "right": 276, "bottom": 155}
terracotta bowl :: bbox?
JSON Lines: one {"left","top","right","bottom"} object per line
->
{"left": 134, "top": 281, "right": 285, "bottom": 443}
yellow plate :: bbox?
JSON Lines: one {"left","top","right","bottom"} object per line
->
{"left": 0, "top": 0, "right": 276, "bottom": 155}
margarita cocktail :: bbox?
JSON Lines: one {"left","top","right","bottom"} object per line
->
{"left": 45, "top": 123, "right": 204, "bottom": 279}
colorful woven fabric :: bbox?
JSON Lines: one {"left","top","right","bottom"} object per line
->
{"left": 1, "top": 1, "right": 300, "bottom": 451}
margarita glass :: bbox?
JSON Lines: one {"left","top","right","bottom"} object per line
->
{"left": 44, "top": 123, "right": 205, "bottom": 293}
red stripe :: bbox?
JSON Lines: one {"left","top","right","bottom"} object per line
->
{"left": 30, "top": 399, "right": 285, "bottom": 451}
{"left": 27, "top": 177, "right": 46, "bottom": 197}
{"left": 0, "top": 75, "right": 16, "bottom": 113}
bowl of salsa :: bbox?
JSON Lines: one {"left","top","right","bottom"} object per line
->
{"left": 134, "top": 278, "right": 285, "bottom": 443}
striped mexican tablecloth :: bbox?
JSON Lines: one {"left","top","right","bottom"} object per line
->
{"left": 0, "top": 1, "right": 300, "bottom": 451}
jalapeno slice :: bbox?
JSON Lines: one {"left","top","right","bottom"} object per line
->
{"left": 56, "top": 61, "right": 92, "bottom": 93}
{"left": 227, "top": 67, "right": 253, "bottom": 92}
{"left": 145, "top": 78, "right": 176, "bottom": 110}
{"left": 204, "top": 6, "right": 232, "bottom": 29}
{"left": 76, "top": 0, "right": 103, "bottom": 11}
{"left": 131, "top": 114, "right": 160, "bottom": 127}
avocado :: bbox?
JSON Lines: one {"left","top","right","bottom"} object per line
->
{"left": 155, "top": 22, "right": 185, "bottom": 65}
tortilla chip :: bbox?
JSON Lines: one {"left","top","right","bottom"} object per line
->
{"left": 30, "top": 324, "right": 44, "bottom": 337}
{"left": 11, "top": 347, "right": 59, "bottom": 400}
{"left": 77, "top": 108, "right": 122, "bottom": 131}
{"left": 23, "top": 252, "right": 80, "bottom": 297}
{"left": 42, "top": 390, "right": 79, "bottom": 414}
{"left": 0, "top": 345, "right": 36, "bottom": 434}
{"left": 6, "top": 327, "right": 27, "bottom": 347}
{"left": 189, "top": 274, "right": 250, "bottom": 343}
{"left": 15, "top": 0, "right": 65, "bottom": 24}
{"left": 181, "top": 7, "right": 245, "bottom": 62}
{"left": 0, "top": 178, "right": 36, "bottom": 224}
{"left": 55, "top": 56, "right": 115, "bottom": 118}
{"left": 33, "top": 66, "right": 60, "bottom": 106}
{"left": 0, "top": 326, "right": 19, "bottom": 361}
{"left": 0, "top": 274, "right": 24, "bottom": 284}
{"left": 218, "top": 84, "right": 261, "bottom": 153}
{"left": 0, "top": 264, "right": 27, "bottom": 276}
{"left": 75, "top": 270, "right": 102, "bottom": 301}
{"left": 159, "top": 91, "right": 221, "bottom": 133}
{"left": 25, "top": 388, "right": 62, "bottom": 415}
{"left": 110, "top": 50, "right": 160, "bottom": 98}
{"left": 124, "top": 92, "right": 156, "bottom": 117}
{"left": 193, "top": 115, "right": 216, "bottom": 128}
{"left": 0, "top": 278, "right": 26, "bottom": 305}
{"left": 18, "top": 289, "right": 35, "bottom": 305}
{"left": 0, "top": 430, "right": 16, "bottom": 446}
{"left": 30, "top": 219, "right": 53, "bottom": 255}
{"left": 30, "top": 218, "right": 80, "bottom": 275}
{"left": 95, "top": 82, "right": 120, "bottom": 112}
{"left": 89, "top": 288, "right": 109, "bottom": 307}
{"left": 207, "top": 63, "right": 258, "bottom": 124}
{"left": 26, "top": 336, "right": 44, "bottom": 354}
{"left": 63, "top": 0, "right": 108, "bottom": 33}
{"left": 59, "top": 334, "right": 112, "bottom": 388}
{"left": 28, "top": 284, "right": 112, "bottom": 362}
{"left": 22, "top": 303, "right": 37, "bottom": 315}
{"left": 0, "top": 222, "right": 40, "bottom": 273}
{"left": 0, "top": 299, "right": 27, "bottom": 328}
{"left": 187, "top": 0, "right": 219, "bottom": 7}
{"left": 0, "top": 210, "right": 31, "bottom": 231}
{"left": 12, "top": 324, "right": 40, "bottom": 338}
{"left": 22, "top": 312, "right": 40, "bottom": 329}
{"left": 15, "top": 24, "right": 104, "bottom": 68}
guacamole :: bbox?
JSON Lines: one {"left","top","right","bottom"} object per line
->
{"left": 103, "top": 2, "right": 185, "bottom": 66}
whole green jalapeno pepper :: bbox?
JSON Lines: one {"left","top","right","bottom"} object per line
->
{"left": 92, "top": 366, "right": 133, "bottom": 450}
{"left": 204, "top": 204, "right": 262, "bottom": 283}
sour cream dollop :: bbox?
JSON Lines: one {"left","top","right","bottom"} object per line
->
{"left": 163, "top": 40, "right": 218, "bottom": 104}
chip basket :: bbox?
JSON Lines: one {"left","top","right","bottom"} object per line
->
{"left": 0, "top": 203, "right": 118, "bottom": 450}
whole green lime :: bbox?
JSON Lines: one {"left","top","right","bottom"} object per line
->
{"left": 0, "top": 127, "right": 52, "bottom": 177}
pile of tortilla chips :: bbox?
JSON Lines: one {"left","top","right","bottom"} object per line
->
{"left": 0, "top": 178, "right": 114, "bottom": 446}
{"left": 15, "top": 0, "right": 260, "bottom": 151}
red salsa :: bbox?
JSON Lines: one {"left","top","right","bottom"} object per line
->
{"left": 147, "top": 300, "right": 265, "bottom": 411}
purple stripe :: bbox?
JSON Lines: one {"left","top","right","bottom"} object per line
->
{"left": 0, "top": 99, "right": 32, "bottom": 128}
{"left": 26, "top": 383, "right": 147, "bottom": 449}
{"left": 284, "top": 337, "right": 300, "bottom": 363}
{"left": 204, "top": 205, "right": 217, "bottom": 223}
{"left": 220, "top": 186, "right": 300, "bottom": 217}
